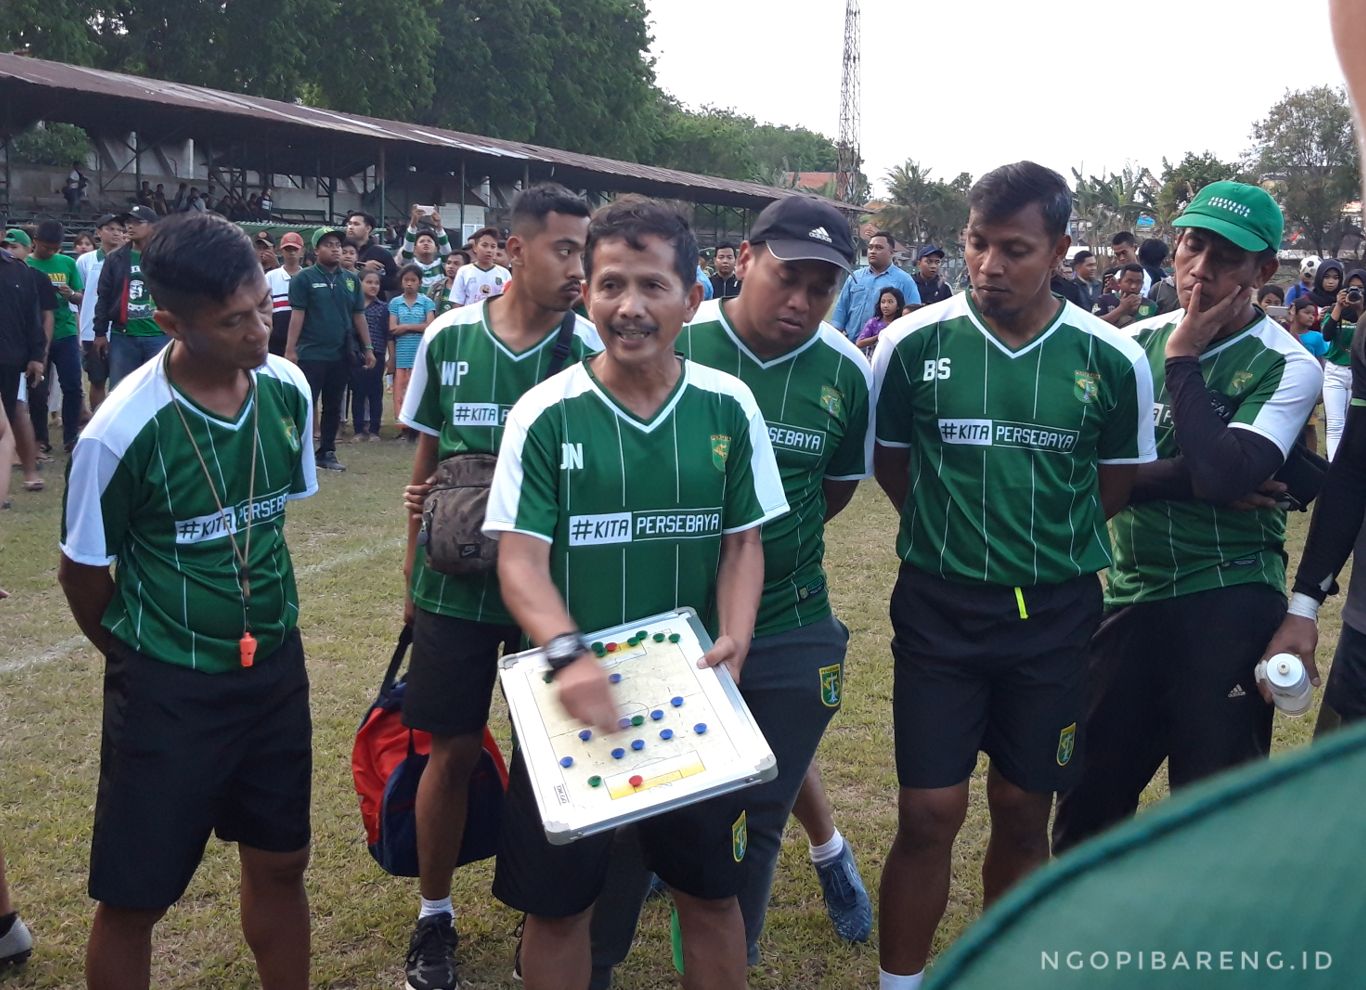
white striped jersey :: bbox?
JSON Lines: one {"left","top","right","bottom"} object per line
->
{"left": 265, "top": 265, "right": 295, "bottom": 315}
{"left": 483, "top": 357, "right": 789, "bottom": 636}
{"left": 872, "top": 293, "right": 1156, "bottom": 587}
{"left": 678, "top": 299, "right": 873, "bottom": 636}
{"left": 1108, "top": 308, "right": 1323, "bottom": 605}
{"left": 60, "top": 353, "right": 317, "bottom": 672}
{"left": 400, "top": 301, "right": 601, "bottom": 624}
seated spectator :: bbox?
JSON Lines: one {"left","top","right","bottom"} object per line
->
{"left": 857, "top": 286, "right": 904, "bottom": 352}
{"left": 153, "top": 184, "right": 170, "bottom": 216}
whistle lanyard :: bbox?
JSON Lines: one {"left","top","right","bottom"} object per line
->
{"left": 163, "top": 345, "right": 261, "bottom": 667}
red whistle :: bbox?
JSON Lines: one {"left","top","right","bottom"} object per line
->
{"left": 240, "top": 632, "right": 258, "bottom": 669}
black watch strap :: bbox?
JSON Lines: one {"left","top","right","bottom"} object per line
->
{"left": 545, "top": 631, "right": 589, "bottom": 675}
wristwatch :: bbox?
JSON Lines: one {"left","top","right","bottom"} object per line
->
{"left": 544, "top": 631, "right": 590, "bottom": 677}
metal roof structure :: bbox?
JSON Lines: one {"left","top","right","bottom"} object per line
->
{"left": 0, "top": 53, "right": 859, "bottom": 213}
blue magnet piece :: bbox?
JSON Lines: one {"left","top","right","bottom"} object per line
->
{"left": 650, "top": 709, "right": 664, "bottom": 721}
{"left": 578, "top": 729, "right": 592, "bottom": 742}
{"left": 559, "top": 756, "right": 574, "bottom": 768}
{"left": 631, "top": 739, "right": 645, "bottom": 751}
{"left": 670, "top": 696, "right": 684, "bottom": 708}
{"left": 660, "top": 728, "right": 674, "bottom": 740}
{"left": 694, "top": 722, "right": 707, "bottom": 735}
{"left": 609, "top": 672, "right": 622, "bottom": 684}
{"left": 611, "top": 747, "right": 625, "bottom": 760}
{"left": 618, "top": 716, "right": 631, "bottom": 730}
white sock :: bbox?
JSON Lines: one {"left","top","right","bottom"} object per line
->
{"left": 809, "top": 827, "right": 845, "bottom": 865}
{"left": 879, "top": 968, "right": 924, "bottom": 990}
{"left": 419, "top": 896, "right": 453, "bottom": 921}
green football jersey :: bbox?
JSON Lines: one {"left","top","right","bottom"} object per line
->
{"left": 1107, "top": 309, "right": 1323, "bottom": 606}
{"left": 401, "top": 301, "right": 602, "bottom": 624}
{"left": 678, "top": 299, "right": 873, "bottom": 636}
{"left": 872, "top": 293, "right": 1156, "bottom": 587}
{"left": 60, "top": 353, "right": 317, "bottom": 673}
{"left": 124, "top": 251, "right": 161, "bottom": 337}
{"left": 26, "top": 252, "right": 82, "bottom": 341}
{"left": 483, "top": 356, "right": 789, "bottom": 636}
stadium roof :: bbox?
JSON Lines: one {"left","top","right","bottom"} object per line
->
{"left": 0, "top": 53, "right": 859, "bottom": 212}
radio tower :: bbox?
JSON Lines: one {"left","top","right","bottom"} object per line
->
{"left": 835, "top": 0, "right": 861, "bottom": 203}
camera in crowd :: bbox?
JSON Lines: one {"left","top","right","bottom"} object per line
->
{"left": 1348, "top": 287, "right": 1363, "bottom": 305}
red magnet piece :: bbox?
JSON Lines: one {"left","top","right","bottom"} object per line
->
{"left": 629, "top": 774, "right": 643, "bottom": 788}
{"left": 605, "top": 642, "right": 619, "bottom": 653}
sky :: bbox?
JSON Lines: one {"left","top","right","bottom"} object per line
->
{"left": 646, "top": 0, "right": 1348, "bottom": 197}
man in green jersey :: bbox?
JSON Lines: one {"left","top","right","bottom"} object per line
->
{"left": 93, "top": 205, "right": 168, "bottom": 388}
{"left": 1052, "top": 182, "right": 1322, "bottom": 854}
{"left": 59, "top": 213, "right": 317, "bottom": 990}
{"left": 871, "top": 161, "right": 1156, "bottom": 990}
{"left": 483, "top": 196, "right": 787, "bottom": 990}
{"left": 587, "top": 196, "right": 874, "bottom": 983}
{"left": 396, "top": 184, "right": 600, "bottom": 990}
{"left": 26, "top": 219, "right": 84, "bottom": 451}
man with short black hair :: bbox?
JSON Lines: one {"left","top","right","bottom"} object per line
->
{"left": 266, "top": 232, "right": 305, "bottom": 357}
{"left": 831, "top": 230, "right": 921, "bottom": 339}
{"left": 1111, "top": 231, "right": 1151, "bottom": 295}
{"left": 77, "top": 213, "right": 126, "bottom": 411}
{"left": 451, "top": 226, "right": 511, "bottom": 306}
{"left": 871, "top": 161, "right": 1155, "bottom": 990}
{"left": 0, "top": 228, "right": 47, "bottom": 494}
{"left": 1070, "top": 249, "right": 1099, "bottom": 311}
{"left": 26, "top": 219, "right": 84, "bottom": 451}
{"left": 911, "top": 244, "right": 952, "bottom": 308}
{"left": 709, "top": 242, "right": 742, "bottom": 299}
{"left": 1138, "top": 237, "right": 1168, "bottom": 287}
{"left": 285, "top": 227, "right": 376, "bottom": 472}
{"left": 344, "top": 210, "right": 398, "bottom": 296}
{"left": 396, "top": 183, "right": 600, "bottom": 990}
{"left": 94, "top": 205, "right": 169, "bottom": 387}
{"left": 59, "top": 212, "right": 318, "bottom": 990}
{"left": 1094, "top": 263, "right": 1156, "bottom": 328}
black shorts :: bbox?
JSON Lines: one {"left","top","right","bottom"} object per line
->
{"left": 493, "top": 748, "right": 749, "bottom": 917}
{"left": 269, "top": 311, "right": 291, "bottom": 357}
{"left": 1324, "top": 621, "right": 1366, "bottom": 724}
{"left": 401, "top": 608, "right": 519, "bottom": 737}
{"left": 0, "top": 363, "right": 19, "bottom": 421}
{"left": 890, "top": 565, "right": 1102, "bottom": 792}
{"left": 82, "top": 340, "right": 109, "bottom": 384}
{"left": 90, "top": 629, "right": 312, "bottom": 910}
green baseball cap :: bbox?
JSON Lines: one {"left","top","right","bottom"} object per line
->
{"left": 311, "top": 226, "right": 345, "bottom": 249}
{"left": 3, "top": 228, "right": 32, "bottom": 247}
{"left": 1173, "top": 180, "right": 1284, "bottom": 253}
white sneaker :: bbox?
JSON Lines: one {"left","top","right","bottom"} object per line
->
{"left": 0, "top": 915, "right": 32, "bottom": 967}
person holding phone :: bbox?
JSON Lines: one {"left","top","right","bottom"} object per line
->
{"left": 1320, "top": 268, "right": 1366, "bottom": 459}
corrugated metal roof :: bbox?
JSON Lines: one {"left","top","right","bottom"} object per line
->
{"left": 0, "top": 53, "right": 861, "bottom": 212}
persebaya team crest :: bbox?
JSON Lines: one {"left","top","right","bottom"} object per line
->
{"left": 1073, "top": 370, "right": 1100, "bottom": 405}
{"left": 1229, "top": 370, "right": 1254, "bottom": 395}
{"left": 820, "top": 385, "right": 844, "bottom": 418}
{"left": 732, "top": 810, "right": 748, "bottom": 862}
{"left": 280, "top": 417, "right": 300, "bottom": 453}
{"left": 1056, "top": 722, "right": 1077, "bottom": 766}
{"left": 819, "top": 663, "right": 843, "bottom": 708}
{"left": 710, "top": 433, "right": 731, "bottom": 472}
{"left": 344, "top": 275, "right": 356, "bottom": 294}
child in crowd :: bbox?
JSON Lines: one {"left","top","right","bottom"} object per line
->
{"left": 857, "top": 286, "right": 904, "bottom": 353}
{"left": 353, "top": 270, "right": 389, "bottom": 440}
{"left": 340, "top": 242, "right": 360, "bottom": 273}
{"left": 389, "top": 264, "right": 436, "bottom": 441}
{"left": 429, "top": 251, "right": 468, "bottom": 315}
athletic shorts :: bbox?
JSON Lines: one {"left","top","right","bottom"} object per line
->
{"left": 890, "top": 565, "right": 1102, "bottom": 792}
{"left": 89, "top": 629, "right": 312, "bottom": 910}
{"left": 401, "top": 608, "right": 519, "bottom": 737}
{"left": 1324, "top": 621, "right": 1366, "bottom": 724}
{"left": 493, "top": 747, "right": 749, "bottom": 917}
{"left": 82, "top": 340, "right": 109, "bottom": 384}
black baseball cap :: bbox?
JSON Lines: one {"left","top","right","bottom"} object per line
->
{"left": 917, "top": 244, "right": 945, "bottom": 260}
{"left": 748, "top": 197, "right": 856, "bottom": 272}
{"left": 95, "top": 212, "right": 128, "bottom": 229}
{"left": 126, "top": 205, "right": 159, "bottom": 225}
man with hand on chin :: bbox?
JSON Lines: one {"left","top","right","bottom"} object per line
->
{"left": 1053, "top": 182, "right": 1322, "bottom": 854}
{"left": 482, "top": 196, "right": 787, "bottom": 990}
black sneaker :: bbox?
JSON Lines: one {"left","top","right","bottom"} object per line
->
{"left": 316, "top": 450, "right": 346, "bottom": 472}
{"left": 405, "top": 912, "right": 458, "bottom": 990}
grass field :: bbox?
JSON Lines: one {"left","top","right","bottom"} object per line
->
{"left": 0, "top": 435, "right": 1348, "bottom": 989}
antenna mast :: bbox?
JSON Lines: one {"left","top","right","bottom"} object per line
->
{"left": 836, "top": 0, "right": 862, "bottom": 203}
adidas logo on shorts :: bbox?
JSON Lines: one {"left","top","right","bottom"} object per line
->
{"left": 1227, "top": 684, "right": 1247, "bottom": 699}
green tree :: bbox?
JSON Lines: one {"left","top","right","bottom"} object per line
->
{"left": 314, "top": 0, "right": 439, "bottom": 119}
{"left": 877, "top": 160, "right": 968, "bottom": 249}
{"left": 0, "top": 0, "right": 100, "bottom": 64}
{"left": 650, "top": 103, "right": 759, "bottom": 181}
{"left": 1251, "top": 85, "right": 1361, "bottom": 257}
{"left": 749, "top": 123, "right": 839, "bottom": 176}
{"left": 7, "top": 122, "right": 92, "bottom": 166}
{"left": 1155, "top": 151, "right": 1244, "bottom": 224}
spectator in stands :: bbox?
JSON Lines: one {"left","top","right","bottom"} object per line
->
{"left": 185, "top": 187, "right": 205, "bottom": 213}
{"left": 857, "top": 286, "right": 905, "bottom": 348}
{"left": 153, "top": 184, "right": 170, "bottom": 216}
{"left": 1070, "top": 249, "right": 1099, "bottom": 311}
{"left": 260, "top": 187, "right": 274, "bottom": 220}
{"left": 397, "top": 206, "right": 453, "bottom": 291}
{"left": 429, "top": 250, "right": 467, "bottom": 315}
{"left": 911, "top": 244, "right": 952, "bottom": 308}
{"left": 344, "top": 210, "right": 399, "bottom": 296}
{"left": 172, "top": 183, "right": 188, "bottom": 212}
{"left": 136, "top": 181, "right": 154, "bottom": 209}
{"left": 64, "top": 162, "right": 86, "bottom": 213}
{"left": 451, "top": 226, "right": 511, "bottom": 306}
{"left": 354, "top": 269, "right": 388, "bottom": 440}
{"left": 1110, "top": 231, "right": 1151, "bottom": 294}
{"left": 266, "top": 231, "right": 305, "bottom": 356}
{"left": 389, "top": 263, "right": 436, "bottom": 442}
{"left": 709, "top": 242, "right": 743, "bottom": 299}
{"left": 0, "top": 230, "right": 47, "bottom": 495}
{"left": 1138, "top": 237, "right": 1168, "bottom": 287}
{"left": 831, "top": 230, "right": 921, "bottom": 339}
{"left": 94, "top": 205, "right": 167, "bottom": 387}
{"left": 286, "top": 227, "right": 375, "bottom": 471}
{"left": 27, "top": 220, "right": 85, "bottom": 452}
{"left": 1093, "top": 262, "right": 1154, "bottom": 328}
{"left": 76, "top": 213, "right": 126, "bottom": 413}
